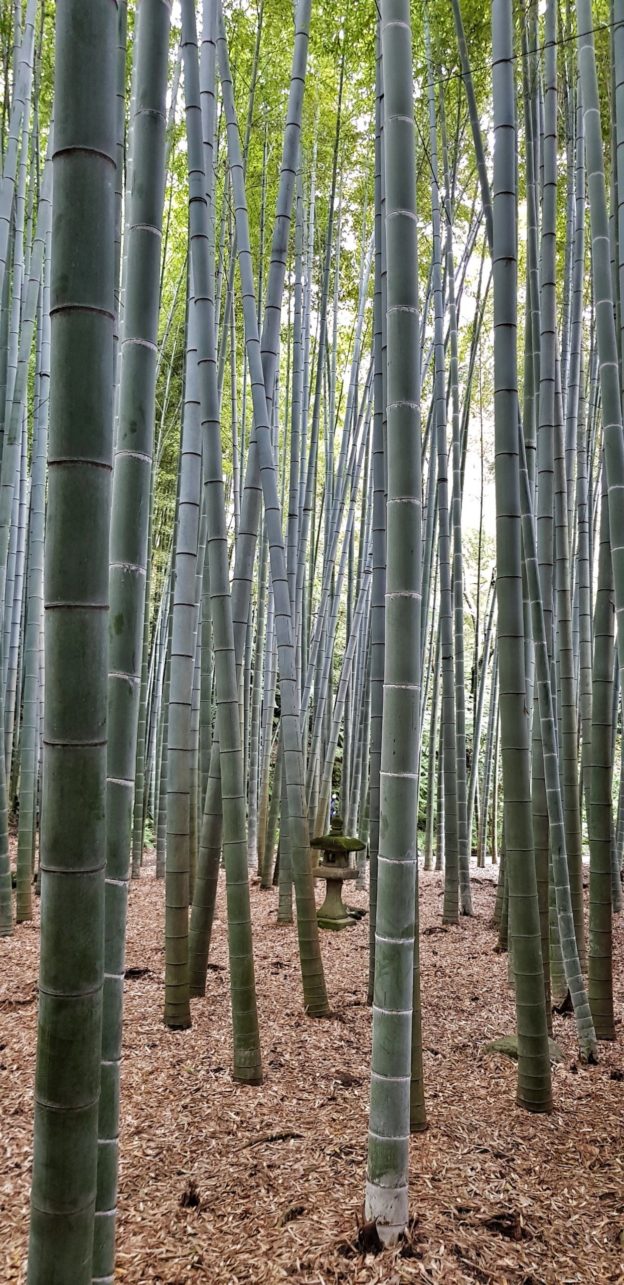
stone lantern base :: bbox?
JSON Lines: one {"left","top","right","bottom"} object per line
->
{"left": 314, "top": 865, "right": 358, "bottom": 931}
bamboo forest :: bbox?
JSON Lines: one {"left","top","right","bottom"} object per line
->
{"left": 3, "top": 0, "right": 624, "bottom": 1281}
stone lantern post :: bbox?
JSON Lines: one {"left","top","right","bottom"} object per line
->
{"left": 310, "top": 814, "right": 365, "bottom": 930}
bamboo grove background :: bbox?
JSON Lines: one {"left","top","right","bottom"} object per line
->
{"left": 0, "top": 0, "right": 621, "bottom": 1267}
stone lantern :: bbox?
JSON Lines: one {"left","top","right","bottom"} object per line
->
{"left": 310, "top": 814, "right": 365, "bottom": 930}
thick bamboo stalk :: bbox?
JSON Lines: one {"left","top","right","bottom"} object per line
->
{"left": 27, "top": 2, "right": 116, "bottom": 1275}
{"left": 366, "top": 0, "right": 424, "bottom": 1243}
{"left": 94, "top": 7, "right": 171, "bottom": 1273}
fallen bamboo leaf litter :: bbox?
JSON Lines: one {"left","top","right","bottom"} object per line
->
{"left": 1, "top": 858, "right": 623, "bottom": 1284}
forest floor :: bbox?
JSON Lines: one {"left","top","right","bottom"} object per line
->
{"left": 2, "top": 851, "right": 624, "bottom": 1285}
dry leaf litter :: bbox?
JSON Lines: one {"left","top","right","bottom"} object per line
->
{"left": 1, "top": 846, "right": 623, "bottom": 1285}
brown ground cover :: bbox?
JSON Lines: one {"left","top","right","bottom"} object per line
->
{"left": 2, "top": 857, "right": 623, "bottom": 1284}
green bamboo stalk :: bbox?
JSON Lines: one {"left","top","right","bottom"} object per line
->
{"left": 16, "top": 253, "right": 48, "bottom": 922}
{"left": 553, "top": 355, "right": 585, "bottom": 967}
{"left": 368, "top": 30, "right": 386, "bottom": 1004}
{"left": 366, "top": 0, "right": 423, "bottom": 1241}
{"left": 576, "top": 0, "right": 624, "bottom": 1036}
{"left": 0, "top": 0, "right": 36, "bottom": 307}
{"left": 190, "top": 0, "right": 313, "bottom": 997}
{"left": 0, "top": 217, "right": 12, "bottom": 473}
{"left": 435, "top": 715, "right": 445, "bottom": 873}
{"left": 424, "top": 625, "right": 441, "bottom": 873}
{"left": 4, "top": 101, "right": 29, "bottom": 758}
{"left": 248, "top": 521, "right": 268, "bottom": 867}
{"left": 477, "top": 649, "right": 498, "bottom": 868}
{"left": 588, "top": 469, "right": 616, "bottom": 1039}
{"left": 450, "top": 0, "right": 493, "bottom": 252}
{"left": 521, "top": 12, "right": 539, "bottom": 507}
{"left": 181, "top": 0, "right": 262, "bottom": 1081}
{"left": 257, "top": 593, "right": 277, "bottom": 876}
{"left": 425, "top": 20, "right": 459, "bottom": 927}
{"left": 261, "top": 733, "right": 281, "bottom": 889}
{"left": 6, "top": 415, "right": 29, "bottom": 799}
{"left": 113, "top": 0, "right": 127, "bottom": 359}
{"left": 315, "top": 563, "right": 371, "bottom": 834}
{"left": 609, "top": 656, "right": 622, "bottom": 912}
{"left": 130, "top": 573, "right": 152, "bottom": 879}
{"left": 156, "top": 564, "right": 174, "bottom": 881}
{"left": 565, "top": 83, "right": 584, "bottom": 550}
{"left": 182, "top": 0, "right": 263, "bottom": 1084}
{"left": 615, "top": 0, "right": 624, "bottom": 382}
{"left": 532, "top": 0, "right": 558, "bottom": 1008}
{"left": 466, "top": 576, "right": 495, "bottom": 854}
{"left": 0, "top": 148, "right": 51, "bottom": 933}
{"left": 518, "top": 421, "right": 596, "bottom": 1059}
{"left": 93, "top": 5, "right": 171, "bottom": 1273}
{"left": 189, "top": 722, "right": 222, "bottom": 978}
{"left": 532, "top": 690, "right": 552, "bottom": 1016}
{"left": 577, "top": 349, "right": 593, "bottom": 837}
{"left": 27, "top": 2, "right": 116, "bottom": 1276}
{"left": 217, "top": 3, "right": 328, "bottom": 1019}
{"left": 277, "top": 764, "right": 293, "bottom": 925}
{"left": 446, "top": 180, "right": 472, "bottom": 917}
{"left": 164, "top": 285, "right": 201, "bottom": 1032}
{"left": 199, "top": 519, "right": 213, "bottom": 809}
{"left": 492, "top": 0, "right": 552, "bottom": 1113}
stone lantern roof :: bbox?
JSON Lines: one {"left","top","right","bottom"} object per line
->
{"left": 310, "top": 814, "right": 366, "bottom": 855}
